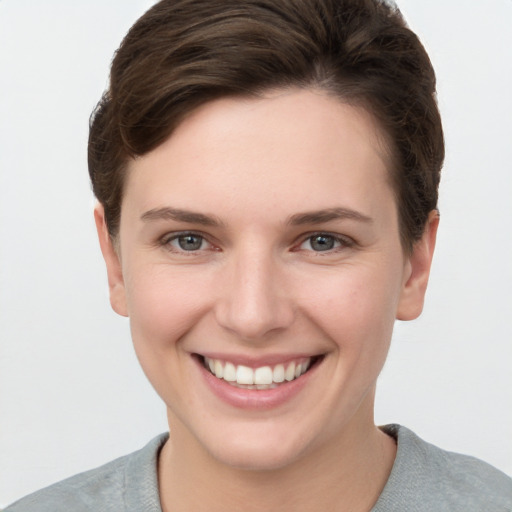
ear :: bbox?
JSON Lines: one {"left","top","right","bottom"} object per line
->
{"left": 94, "top": 204, "right": 128, "bottom": 317}
{"left": 396, "top": 210, "right": 439, "bottom": 321}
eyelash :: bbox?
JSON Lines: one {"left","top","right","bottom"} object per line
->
{"left": 159, "top": 231, "right": 354, "bottom": 254}
{"left": 295, "top": 232, "right": 354, "bottom": 254}
{"left": 160, "top": 231, "right": 215, "bottom": 253}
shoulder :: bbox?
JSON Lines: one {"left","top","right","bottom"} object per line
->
{"left": 373, "top": 425, "right": 512, "bottom": 512}
{"left": 4, "top": 433, "right": 168, "bottom": 512}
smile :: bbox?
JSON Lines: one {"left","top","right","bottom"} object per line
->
{"left": 202, "top": 356, "right": 316, "bottom": 390}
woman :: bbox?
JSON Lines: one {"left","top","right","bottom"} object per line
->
{"left": 5, "top": 0, "right": 512, "bottom": 510}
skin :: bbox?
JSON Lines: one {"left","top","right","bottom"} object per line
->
{"left": 95, "top": 89, "right": 438, "bottom": 511}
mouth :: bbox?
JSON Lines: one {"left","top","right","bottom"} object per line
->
{"left": 197, "top": 354, "right": 323, "bottom": 390}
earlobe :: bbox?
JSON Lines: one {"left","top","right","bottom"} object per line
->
{"left": 396, "top": 210, "right": 439, "bottom": 321}
{"left": 94, "top": 204, "right": 129, "bottom": 317}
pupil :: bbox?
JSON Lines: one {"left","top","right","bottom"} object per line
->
{"left": 311, "top": 235, "right": 334, "bottom": 251}
{"left": 178, "top": 235, "right": 202, "bottom": 251}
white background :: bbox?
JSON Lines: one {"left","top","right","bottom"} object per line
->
{"left": 1, "top": 0, "right": 511, "bottom": 507}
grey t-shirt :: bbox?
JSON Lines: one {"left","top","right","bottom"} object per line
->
{"left": 5, "top": 425, "right": 512, "bottom": 511}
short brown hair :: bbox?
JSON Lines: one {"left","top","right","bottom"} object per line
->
{"left": 88, "top": 0, "right": 444, "bottom": 251}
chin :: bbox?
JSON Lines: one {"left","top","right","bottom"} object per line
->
{"left": 209, "top": 441, "right": 303, "bottom": 472}
{"left": 197, "top": 421, "right": 316, "bottom": 472}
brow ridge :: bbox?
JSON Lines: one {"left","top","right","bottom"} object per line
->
{"left": 287, "top": 207, "right": 373, "bottom": 225}
{"left": 140, "top": 207, "right": 224, "bottom": 227}
{"left": 141, "top": 206, "right": 371, "bottom": 227}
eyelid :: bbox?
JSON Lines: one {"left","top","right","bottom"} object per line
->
{"left": 159, "top": 230, "right": 218, "bottom": 252}
{"left": 294, "top": 231, "right": 355, "bottom": 252}
{"left": 157, "top": 230, "right": 354, "bottom": 253}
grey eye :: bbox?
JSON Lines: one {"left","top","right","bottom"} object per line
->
{"left": 176, "top": 234, "right": 204, "bottom": 251}
{"left": 298, "top": 234, "right": 343, "bottom": 252}
{"left": 309, "top": 235, "right": 337, "bottom": 251}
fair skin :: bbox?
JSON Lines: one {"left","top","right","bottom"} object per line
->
{"left": 96, "top": 89, "right": 438, "bottom": 511}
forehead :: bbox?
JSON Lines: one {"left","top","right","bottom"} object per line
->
{"left": 122, "top": 89, "right": 395, "bottom": 224}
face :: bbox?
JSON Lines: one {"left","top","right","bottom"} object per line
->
{"left": 97, "top": 89, "right": 436, "bottom": 471}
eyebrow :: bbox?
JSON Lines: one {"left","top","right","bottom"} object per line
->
{"left": 140, "top": 207, "right": 225, "bottom": 227}
{"left": 287, "top": 207, "right": 373, "bottom": 225}
{"left": 140, "top": 206, "right": 372, "bottom": 228}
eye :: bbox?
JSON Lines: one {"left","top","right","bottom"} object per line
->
{"left": 299, "top": 233, "right": 350, "bottom": 252}
{"left": 163, "top": 232, "right": 211, "bottom": 252}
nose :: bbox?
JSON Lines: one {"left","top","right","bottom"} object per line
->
{"left": 214, "top": 248, "right": 295, "bottom": 341}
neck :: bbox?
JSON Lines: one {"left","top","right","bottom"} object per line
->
{"left": 158, "top": 406, "right": 396, "bottom": 512}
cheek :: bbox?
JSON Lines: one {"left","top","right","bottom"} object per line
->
{"left": 296, "top": 264, "right": 401, "bottom": 351}
{"left": 125, "top": 266, "right": 210, "bottom": 351}
{"left": 123, "top": 267, "right": 213, "bottom": 408}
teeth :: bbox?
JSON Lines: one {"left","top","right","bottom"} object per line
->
{"left": 273, "top": 364, "right": 285, "bottom": 383}
{"left": 223, "top": 362, "right": 236, "bottom": 382}
{"left": 214, "top": 360, "right": 223, "bottom": 379}
{"left": 204, "top": 357, "right": 313, "bottom": 387}
{"left": 254, "top": 366, "right": 273, "bottom": 385}
{"left": 236, "top": 365, "right": 254, "bottom": 385}
{"left": 285, "top": 362, "right": 296, "bottom": 381}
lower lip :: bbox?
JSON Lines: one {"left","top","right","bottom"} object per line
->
{"left": 194, "top": 356, "right": 321, "bottom": 410}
